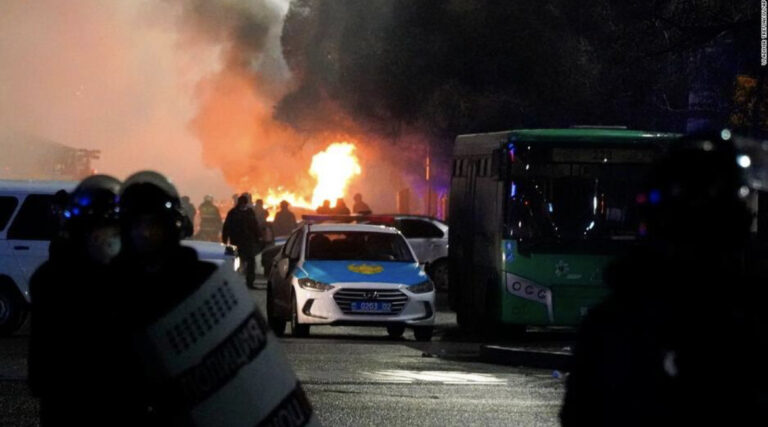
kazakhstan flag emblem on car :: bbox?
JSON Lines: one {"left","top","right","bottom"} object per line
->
{"left": 347, "top": 264, "right": 384, "bottom": 275}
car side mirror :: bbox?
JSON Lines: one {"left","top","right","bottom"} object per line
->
{"left": 277, "top": 258, "right": 290, "bottom": 279}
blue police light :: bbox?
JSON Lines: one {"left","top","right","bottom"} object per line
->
{"left": 510, "top": 182, "right": 517, "bottom": 198}
{"left": 649, "top": 189, "right": 662, "bottom": 205}
{"left": 63, "top": 210, "right": 72, "bottom": 219}
{"left": 72, "top": 207, "right": 81, "bottom": 216}
{"left": 76, "top": 196, "right": 91, "bottom": 207}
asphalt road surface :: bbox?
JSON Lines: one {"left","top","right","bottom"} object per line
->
{"left": 0, "top": 277, "right": 566, "bottom": 426}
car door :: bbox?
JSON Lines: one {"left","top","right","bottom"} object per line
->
{"left": 270, "top": 230, "right": 301, "bottom": 315}
{"left": 5, "top": 194, "right": 57, "bottom": 290}
{"left": 397, "top": 218, "right": 446, "bottom": 264}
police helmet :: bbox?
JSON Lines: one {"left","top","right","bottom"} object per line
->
{"left": 642, "top": 130, "right": 753, "bottom": 249}
{"left": 63, "top": 174, "right": 121, "bottom": 232}
{"left": 119, "top": 171, "right": 185, "bottom": 237}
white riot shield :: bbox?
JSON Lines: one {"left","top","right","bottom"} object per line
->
{"left": 140, "top": 265, "right": 320, "bottom": 426}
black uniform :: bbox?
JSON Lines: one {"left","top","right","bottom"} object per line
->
{"left": 561, "top": 135, "right": 768, "bottom": 426}
{"left": 112, "top": 246, "right": 217, "bottom": 421}
{"left": 272, "top": 208, "right": 297, "bottom": 238}
{"left": 222, "top": 206, "right": 261, "bottom": 287}
{"left": 561, "top": 247, "right": 763, "bottom": 426}
{"left": 29, "top": 248, "right": 138, "bottom": 426}
{"left": 197, "top": 201, "right": 222, "bottom": 242}
{"left": 28, "top": 175, "right": 127, "bottom": 426}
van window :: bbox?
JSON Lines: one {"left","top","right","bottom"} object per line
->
{"left": 7, "top": 195, "right": 57, "bottom": 240}
{"left": 0, "top": 196, "right": 19, "bottom": 231}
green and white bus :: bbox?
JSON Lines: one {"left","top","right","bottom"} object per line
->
{"left": 448, "top": 128, "right": 680, "bottom": 330}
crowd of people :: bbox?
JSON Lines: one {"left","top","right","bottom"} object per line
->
{"left": 176, "top": 192, "right": 373, "bottom": 289}
{"left": 315, "top": 193, "right": 371, "bottom": 215}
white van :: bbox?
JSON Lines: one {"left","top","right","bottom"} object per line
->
{"left": 0, "top": 180, "right": 236, "bottom": 335}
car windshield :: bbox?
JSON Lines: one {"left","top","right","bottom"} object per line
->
{"left": 305, "top": 231, "right": 415, "bottom": 262}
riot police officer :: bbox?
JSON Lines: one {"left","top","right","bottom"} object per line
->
{"left": 112, "top": 171, "right": 218, "bottom": 423}
{"left": 196, "top": 195, "right": 222, "bottom": 241}
{"left": 28, "top": 175, "right": 123, "bottom": 425}
{"left": 113, "top": 172, "right": 319, "bottom": 426}
{"left": 561, "top": 133, "right": 767, "bottom": 425}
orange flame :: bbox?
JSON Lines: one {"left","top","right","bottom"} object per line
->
{"left": 254, "top": 142, "right": 362, "bottom": 217}
{"left": 309, "top": 142, "right": 361, "bottom": 207}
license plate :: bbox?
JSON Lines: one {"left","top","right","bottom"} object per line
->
{"left": 350, "top": 301, "right": 392, "bottom": 313}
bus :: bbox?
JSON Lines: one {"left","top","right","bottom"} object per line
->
{"left": 448, "top": 128, "right": 680, "bottom": 330}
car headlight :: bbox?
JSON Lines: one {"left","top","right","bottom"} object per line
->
{"left": 409, "top": 280, "right": 434, "bottom": 294}
{"left": 298, "top": 278, "right": 334, "bottom": 292}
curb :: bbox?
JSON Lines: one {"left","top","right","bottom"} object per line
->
{"left": 479, "top": 345, "right": 573, "bottom": 371}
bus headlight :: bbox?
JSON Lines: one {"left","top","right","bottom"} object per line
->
{"left": 298, "top": 278, "right": 334, "bottom": 292}
{"left": 409, "top": 280, "right": 434, "bottom": 294}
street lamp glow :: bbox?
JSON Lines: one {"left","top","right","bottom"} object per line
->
{"left": 737, "top": 154, "right": 752, "bottom": 168}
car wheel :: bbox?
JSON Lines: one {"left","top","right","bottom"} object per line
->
{"left": 0, "top": 287, "right": 27, "bottom": 336}
{"left": 386, "top": 325, "right": 405, "bottom": 339}
{"left": 413, "top": 326, "right": 433, "bottom": 342}
{"left": 267, "top": 284, "right": 286, "bottom": 337}
{"left": 290, "top": 291, "right": 310, "bottom": 338}
{"left": 429, "top": 260, "right": 449, "bottom": 292}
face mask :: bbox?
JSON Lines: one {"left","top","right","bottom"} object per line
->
{"left": 87, "top": 226, "right": 121, "bottom": 265}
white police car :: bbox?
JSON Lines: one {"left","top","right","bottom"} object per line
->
{"left": 266, "top": 223, "right": 435, "bottom": 341}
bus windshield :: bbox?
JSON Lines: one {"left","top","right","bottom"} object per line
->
{"left": 506, "top": 163, "right": 651, "bottom": 250}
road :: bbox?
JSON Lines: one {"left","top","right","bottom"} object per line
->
{"left": 0, "top": 278, "right": 566, "bottom": 426}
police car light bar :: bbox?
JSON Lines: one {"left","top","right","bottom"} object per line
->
{"left": 301, "top": 214, "right": 396, "bottom": 225}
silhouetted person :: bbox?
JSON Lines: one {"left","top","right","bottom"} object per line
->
{"left": 316, "top": 200, "right": 332, "bottom": 214}
{"left": 112, "top": 171, "right": 219, "bottom": 424}
{"left": 273, "top": 200, "right": 297, "bottom": 237}
{"left": 333, "top": 198, "right": 351, "bottom": 215}
{"left": 223, "top": 195, "right": 262, "bottom": 288}
{"left": 561, "top": 134, "right": 767, "bottom": 426}
{"left": 47, "top": 189, "right": 69, "bottom": 259}
{"left": 352, "top": 193, "right": 372, "bottom": 215}
{"left": 196, "top": 195, "right": 222, "bottom": 241}
{"left": 180, "top": 196, "right": 196, "bottom": 228}
{"left": 253, "top": 198, "right": 271, "bottom": 245}
{"left": 29, "top": 175, "right": 125, "bottom": 425}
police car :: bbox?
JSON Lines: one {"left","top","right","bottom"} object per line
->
{"left": 266, "top": 223, "right": 435, "bottom": 341}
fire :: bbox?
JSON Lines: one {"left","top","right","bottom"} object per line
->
{"left": 309, "top": 142, "right": 361, "bottom": 207}
{"left": 262, "top": 187, "right": 312, "bottom": 219}
{"left": 254, "top": 142, "right": 362, "bottom": 217}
